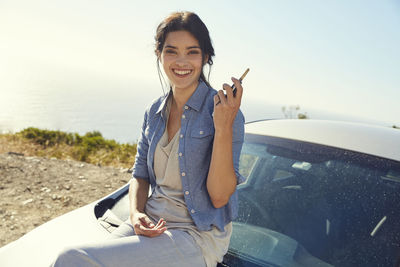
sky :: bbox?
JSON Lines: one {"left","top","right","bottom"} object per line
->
{"left": 1, "top": 0, "right": 399, "bottom": 139}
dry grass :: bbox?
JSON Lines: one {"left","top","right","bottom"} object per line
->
{"left": 0, "top": 130, "right": 136, "bottom": 169}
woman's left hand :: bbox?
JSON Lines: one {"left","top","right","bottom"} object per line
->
{"left": 207, "top": 77, "right": 243, "bottom": 208}
{"left": 213, "top": 77, "right": 243, "bottom": 132}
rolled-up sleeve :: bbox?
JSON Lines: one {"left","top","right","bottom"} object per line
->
{"left": 232, "top": 110, "right": 245, "bottom": 184}
{"left": 132, "top": 110, "right": 150, "bottom": 182}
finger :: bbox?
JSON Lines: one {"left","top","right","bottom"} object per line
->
{"left": 134, "top": 220, "right": 150, "bottom": 231}
{"left": 155, "top": 220, "right": 166, "bottom": 230}
{"left": 155, "top": 218, "right": 166, "bottom": 229}
{"left": 231, "top": 77, "right": 243, "bottom": 103}
{"left": 139, "top": 225, "right": 167, "bottom": 237}
{"left": 134, "top": 221, "right": 142, "bottom": 231}
{"left": 136, "top": 224, "right": 158, "bottom": 236}
{"left": 154, "top": 218, "right": 166, "bottom": 229}
{"left": 214, "top": 94, "right": 221, "bottom": 106}
{"left": 137, "top": 225, "right": 153, "bottom": 236}
{"left": 223, "top": 83, "right": 234, "bottom": 104}
{"left": 217, "top": 89, "right": 227, "bottom": 105}
{"left": 139, "top": 216, "right": 155, "bottom": 228}
{"left": 133, "top": 222, "right": 149, "bottom": 236}
{"left": 136, "top": 218, "right": 165, "bottom": 230}
{"left": 157, "top": 226, "right": 167, "bottom": 234}
{"left": 154, "top": 220, "right": 167, "bottom": 232}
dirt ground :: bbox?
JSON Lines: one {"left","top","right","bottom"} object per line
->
{"left": 0, "top": 152, "right": 132, "bottom": 247}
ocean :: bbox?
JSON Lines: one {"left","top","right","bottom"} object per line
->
{"left": 0, "top": 77, "right": 161, "bottom": 144}
{"left": 0, "top": 74, "right": 286, "bottom": 144}
{"left": 0, "top": 73, "right": 387, "bottom": 144}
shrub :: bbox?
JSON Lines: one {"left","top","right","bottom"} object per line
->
{"left": 16, "top": 127, "right": 137, "bottom": 167}
{"left": 19, "top": 127, "right": 75, "bottom": 146}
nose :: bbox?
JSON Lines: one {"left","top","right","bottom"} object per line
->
{"left": 175, "top": 54, "right": 188, "bottom": 67}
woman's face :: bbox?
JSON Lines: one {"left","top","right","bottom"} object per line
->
{"left": 160, "top": 30, "right": 206, "bottom": 92}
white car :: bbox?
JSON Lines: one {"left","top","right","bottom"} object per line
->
{"left": 1, "top": 119, "right": 400, "bottom": 267}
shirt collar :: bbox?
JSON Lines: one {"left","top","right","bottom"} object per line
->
{"left": 156, "top": 80, "right": 209, "bottom": 115}
{"left": 185, "top": 80, "right": 209, "bottom": 112}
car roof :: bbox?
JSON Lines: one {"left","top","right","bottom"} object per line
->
{"left": 245, "top": 119, "right": 400, "bottom": 162}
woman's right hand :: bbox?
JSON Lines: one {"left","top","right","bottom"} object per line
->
{"left": 130, "top": 212, "right": 167, "bottom": 237}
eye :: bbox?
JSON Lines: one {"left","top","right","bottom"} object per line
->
{"left": 188, "top": 50, "right": 200, "bottom": 55}
{"left": 165, "top": 49, "right": 177, "bottom": 54}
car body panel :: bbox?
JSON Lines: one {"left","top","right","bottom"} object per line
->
{"left": 0, "top": 187, "right": 129, "bottom": 267}
{"left": 245, "top": 120, "right": 400, "bottom": 162}
{"left": 1, "top": 119, "right": 399, "bottom": 267}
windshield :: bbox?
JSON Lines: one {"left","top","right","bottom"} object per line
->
{"left": 227, "top": 133, "right": 400, "bottom": 267}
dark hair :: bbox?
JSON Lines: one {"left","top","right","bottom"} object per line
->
{"left": 155, "top": 11, "right": 215, "bottom": 89}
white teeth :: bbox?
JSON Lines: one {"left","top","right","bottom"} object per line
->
{"left": 174, "top": 69, "right": 192, "bottom": 75}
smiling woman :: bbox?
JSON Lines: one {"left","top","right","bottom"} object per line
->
{"left": 159, "top": 31, "right": 205, "bottom": 104}
{"left": 154, "top": 11, "right": 215, "bottom": 90}
{"left": 50, "top": 11, "right": 245, "bottom": 267}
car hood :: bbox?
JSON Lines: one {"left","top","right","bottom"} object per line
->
{"left": 0, "top": 201, "right": 109, "bottom": 267}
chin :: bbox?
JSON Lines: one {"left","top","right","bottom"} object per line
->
{"left": 170, "top": 78, "right": 199, "bottom": 91}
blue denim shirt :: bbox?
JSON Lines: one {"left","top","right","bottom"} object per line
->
{"left": 132, "top": 80, "right": 245, "bottom": 231}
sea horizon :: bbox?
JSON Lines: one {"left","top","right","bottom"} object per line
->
{"left": 1, "top": 83, "right": 395, "bottom": 144}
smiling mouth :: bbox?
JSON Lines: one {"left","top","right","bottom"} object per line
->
{"left": 173, "top": 69, "right": 193, "bottom": 77}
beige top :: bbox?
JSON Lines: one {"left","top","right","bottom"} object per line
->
{"left": 145, "top": 98, "right": 232, "bottom": 267}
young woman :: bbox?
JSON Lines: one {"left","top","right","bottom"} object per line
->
{"left": 52, "top": 11, "right": 245, "bottom": 267}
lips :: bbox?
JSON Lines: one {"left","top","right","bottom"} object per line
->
{"left": 172, "top": 69, "right": 193, "bottom": 77}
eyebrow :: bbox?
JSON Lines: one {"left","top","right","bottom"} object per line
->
{"left": 164, "top": 45, "right": 201, "bottom": 50}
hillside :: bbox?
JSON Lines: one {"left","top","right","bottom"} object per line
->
{"left": 0, "top": 130, "right": 134, "bottom": 247}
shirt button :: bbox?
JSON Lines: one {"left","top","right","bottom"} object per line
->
{"left": 184, "top": 106, "right": 189, "bottom": 110}
{"left": 181, "top": 172, "right": 186, "bottom": 177}
{"left": 199, "top": 130, "right": 204, "bottom": 135}
{"left": 191, "top": 209, "right": 195, "bottom": 214}
{"left": 182, "top": 114, "right": 186, "bottom": 119}
{"left": 185, "top": 191, "right": 189, "bottom": 195}
{"left": 179, "top": 152, "right": 183, "bottom": 157}
{"left": 180, "top": 134, "right": 183, "bottom": 138}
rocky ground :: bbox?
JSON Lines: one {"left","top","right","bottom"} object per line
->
{"left": 0, "top": 152, "right": 131, "bottom": 247}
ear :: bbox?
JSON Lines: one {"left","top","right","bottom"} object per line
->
{"left": 203, "top": 54, "right": 209, "bottom": 65}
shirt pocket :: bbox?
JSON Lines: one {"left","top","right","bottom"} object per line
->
{"left": 190, "top": 117, "right": 215, "bottom": 138}
{"left": 188, "top": 122, "right": 214, "bottom": 161}
{"left": 190, "top": 126, "right": 214, "bottom": 138}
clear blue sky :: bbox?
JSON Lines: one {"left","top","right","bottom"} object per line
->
{"left": 1, "top": 0, "right": 399, "bottom": 127}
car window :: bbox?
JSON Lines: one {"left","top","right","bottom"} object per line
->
{"left": 239, "top": 143, "right": 274, "bottom": 185}
{"left": 227, "top": 134, "right": 400, "bottom": 267}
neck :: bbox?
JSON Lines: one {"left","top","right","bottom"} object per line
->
{"left": 171, "top": 81, "right": 199, "bottom": 110}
